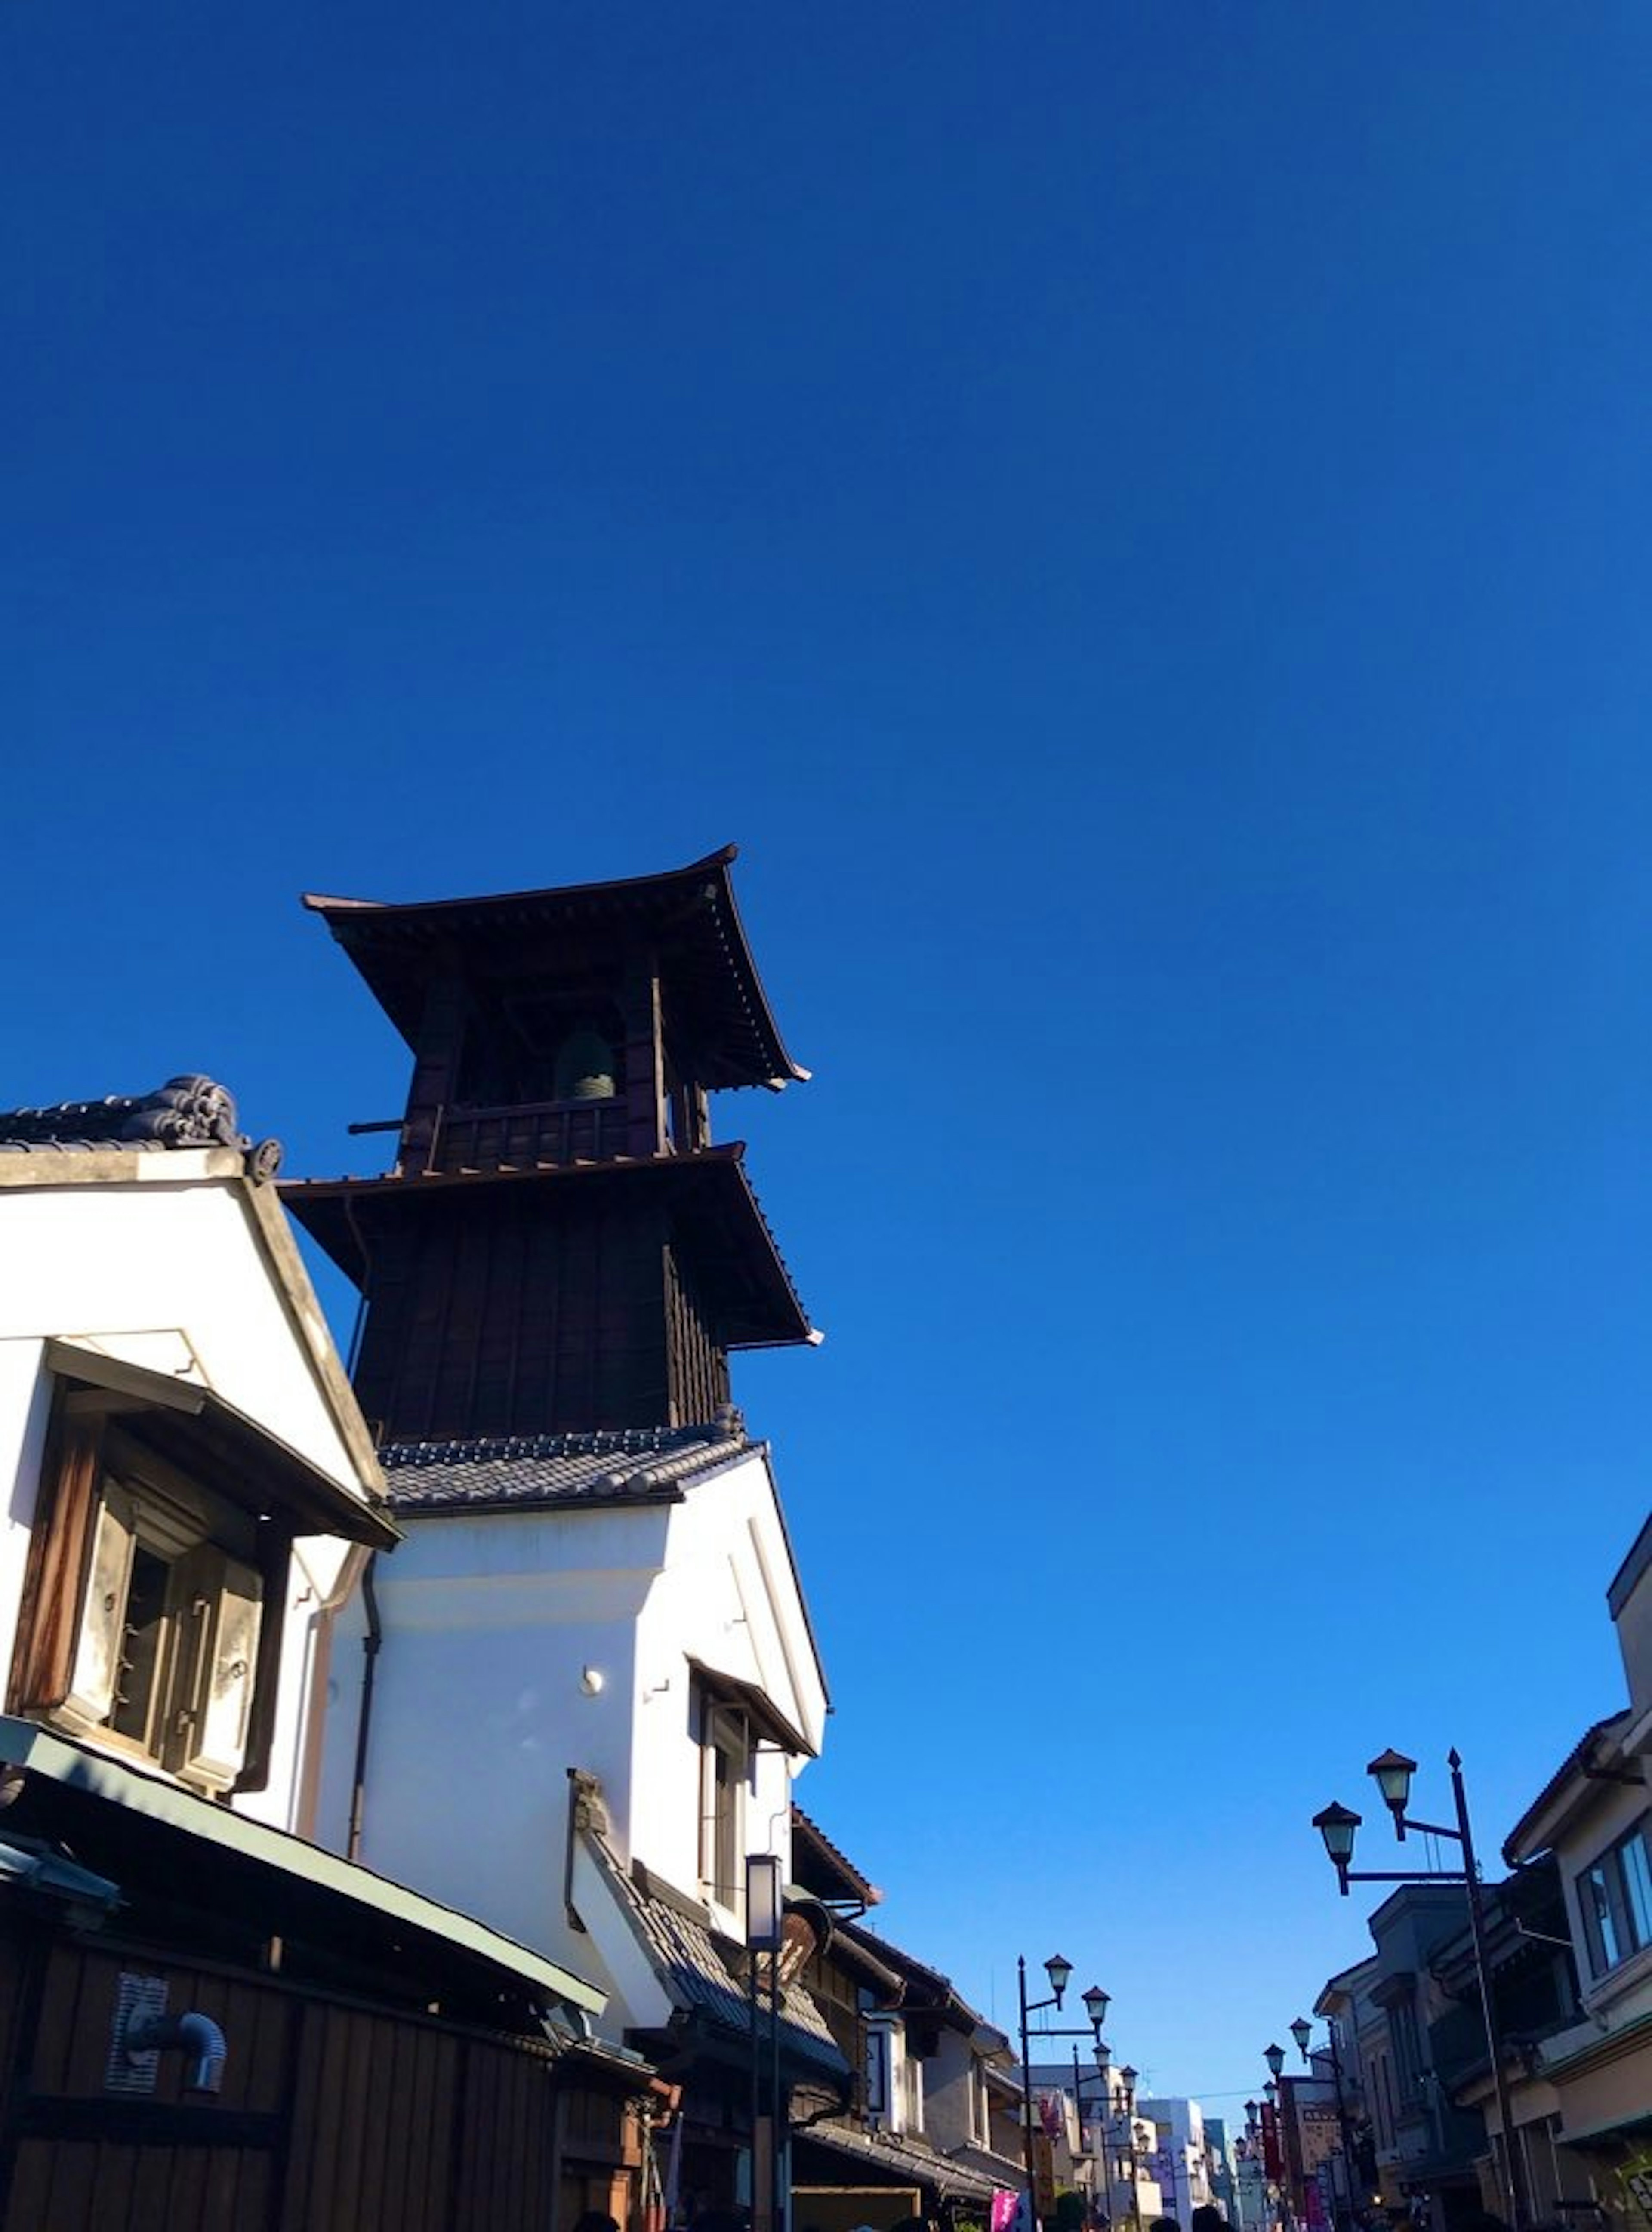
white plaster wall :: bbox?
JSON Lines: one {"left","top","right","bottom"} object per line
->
{"left": 922, "top": 2029, "right": 975, "bottom": 2153}
{"left": 318, "top": 1501, "right": 671, "bottom": 1968}
{"left": 232, "top": 1536, "right": 358, "bottom": 1833}
{"left": 0, "top": 1174, "right": 366, "bottom": 1496}
{"left": 313, "top": 1448, "right": 829, "bottom": 2009}
{"left": 0, "top": 1172, "right": 376, "bottom": 1834}
{"left": 631, "top": 1450, "right": 824, "bottom": 1911}
{"left": 0, "top": 1340, "right": 50, "bottom": 1656}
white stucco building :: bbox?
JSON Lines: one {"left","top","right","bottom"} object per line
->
{"left": 312, "top": 1420, "right": 830, "bottom": 1996}
{"left": 0, "top": 1078, "right": 395, "bottom": 1827}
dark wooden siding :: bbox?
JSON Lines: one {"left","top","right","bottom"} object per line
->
{"left": 0, "top": 1926, "right": 646, "bottom": 2232}
{"left": 354, "top": 1190, "right": 676, "bottom": 1441}
{"left": 665, "top": 1244, "right": 732, "bottom": 1426}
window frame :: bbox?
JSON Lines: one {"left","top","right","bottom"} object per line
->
{"left": 695, "top": 1687, "right": 751, "bottom": 1914}
{"left": 8, "top": 1388, "right": 290, "bottom": 1797}
{"left": 1575, "top": 1815, "right": 1652, "bottom": 1979}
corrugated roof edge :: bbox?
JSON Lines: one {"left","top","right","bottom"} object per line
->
{"left": 1501, "top": 1708, "right": 1636, "bottom": 1866}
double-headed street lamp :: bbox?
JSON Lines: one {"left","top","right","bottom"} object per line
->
{"left": 1018, "top": 1956, "right": 1111, "bottom": 2232}
{"left": 1111, "top": 2059, "right": 1145, "bottom": 2232}
{"left": 1291, "top": 2013, "right": 1357, "bottom": 2231}
{"left": 1312, "top": 1747, "right": 1529, "bottom": 2232}
{"left": 1238, "top": 2098, "right": 1276, "bottom": 2232}
{"left": 1070, "top": 2041, "right": 1144, "bottom": 2232}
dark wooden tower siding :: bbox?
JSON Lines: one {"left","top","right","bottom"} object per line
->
{"left": 284, "top": 849, "right": 813, "bottom": 1442}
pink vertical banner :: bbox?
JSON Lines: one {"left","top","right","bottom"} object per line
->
{"left": 992, "top": 2189, "right": 1021, "bottom": 2232}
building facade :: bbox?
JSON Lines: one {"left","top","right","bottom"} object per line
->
{"left": 0, "top": 1079, "right": 637, "bottom": 2232}
{"left": 1499, "top": 1513, "right": 1652, "bottom": 2228}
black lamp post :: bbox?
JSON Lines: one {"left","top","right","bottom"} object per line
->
{"left": 1116, "top": 2065, "right": 1143, "bottom": 2232}
{"left": 746, "top": 1854, "right": 785, "bottom": 2232}
{"left": 1260, "top": 2060, "right": 1291, "bottom": 2232}
{"left": 1291, "top": 2013, "right": 1356, "bottom": 2232}
{"left": 1311, "top": 1748, "right": 1529, "bottom": 2232}
{"left": 1017, "top": 1956, "right": 1110, "bottom": 2232}
{"left": 1073, "top": 2041, "right": 1112, "bottom": 2221}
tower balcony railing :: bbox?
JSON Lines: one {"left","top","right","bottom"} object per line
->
{"left": 413, "top": 1095, "right": 635, "bottom": 1175}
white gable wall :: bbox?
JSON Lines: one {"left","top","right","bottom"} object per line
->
{"left": 316, "top": 1501, "right": 669, "bottom": 1967}
{"left": 0, "top": 1163, "right": 373, "bottom": 1501}
{"left": 632, "top": 1451, "right": 825, "bottom": 1917}
{"left": 316, "top": 1446, "right": 829, "bottom": 2017}
{"left": 0, "top": 1338, "right": 52, "bottom": 1649}
{"left": 0, "top": 1161, "right": 383, "bottom": 1833}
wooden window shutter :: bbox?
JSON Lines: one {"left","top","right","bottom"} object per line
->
{"left": 59, "top": 1482, "right": 138, "bottom": 1734}
{"left": 7, "top": 1412, "right": 106, "bottom": 1717}
{"left": 163, "top": 1545, "right": 263, "bottom": 1795}
{"left": 232, "top": 1534, "right": 289, "bottom": 1796}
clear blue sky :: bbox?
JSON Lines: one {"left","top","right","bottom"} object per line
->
{"left": 7, "top": 3, "right": 1652, "bottom": 2107}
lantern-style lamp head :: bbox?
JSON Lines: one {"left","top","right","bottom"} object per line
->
{"left": 1045, "top": 1953, "right": 1074, "bottom": 2005}
{"left": 1082, "top": 1985, "right": 1111, "bottom": 2032}
{"left": 1368, "top": 1749, "right": 1418, "bottom": 1824}
{"left": 1245, "top": 2100, "right": 1258, "bottom": 2125}
{"left": 1264, "top": 2078, "right": 1278, "bottom": 2103}
{"left": 1313, "top": 1800, "right": 1362, "bottom": 1873}
{"left": 1290, "top": 2016, "right": 1313, "bottom": 2062}
{"left": 745, "top": 1853, "right": 784, "bottom": 1952}
{"left": 1264, "top": 2041, "right": 1286, "bottom": 2080}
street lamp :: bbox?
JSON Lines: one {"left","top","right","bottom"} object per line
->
{"left": 1291, "top": 2014, "right": 1357, "bottom": 2232}
{"left": 1310, "top": 1748, "right": 1529, "bottom": 2232}
{"left": 1017, "top": 1955, "right": 1110, "bottom": 2232}
{"left": 1072, "top": 2041, "right": 1113, "bottom": 2219}
{"left": 746, "top": 1854, "right": 785, "bottom": 2232}
{"left": 1114, "top": 2066, "right": 1144, "bottom": 2232}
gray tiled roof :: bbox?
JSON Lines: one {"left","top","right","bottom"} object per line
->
{"left": 0, "top": 1076, "right": 281, "bottom": 1176}
{"left": 381, "top": 1423, "right": 754, "bottom": 1513}
{"left": 581, "top": 1830, "right": 848, "bottom": 2081}
{"left": 795, "top": 2119, "right": 1002, "bottom": 2204}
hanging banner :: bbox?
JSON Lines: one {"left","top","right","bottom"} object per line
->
{"left": 1034, "top": 2133, "right": 1058, "bottom": 2220}
{"left": 1262, "top": 2103, "right": 1282, "bottom": 2182}
{"left": 991, "top": 2190, "right": 1021, "bottom": 2232}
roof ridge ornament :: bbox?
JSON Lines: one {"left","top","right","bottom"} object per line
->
{"left": 0, "top": 1075, "right": 280, "bottom": 1176}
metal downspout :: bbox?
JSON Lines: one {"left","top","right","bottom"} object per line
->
{"left": 342, "top": 1184, "right": 380, "bottom": 1866}
{"left": 346, "top": 1551, "right": 381, "bottom": 1863}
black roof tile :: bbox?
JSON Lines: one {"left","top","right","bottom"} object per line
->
{"left": 381, "top": 1421, "right": 754, "bottom": 1512}
{"left": 0, "top": 1077, "right": 280, "bottom": 1175}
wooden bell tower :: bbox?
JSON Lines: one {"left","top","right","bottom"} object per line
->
{"left": 284, "top": 848, "right": 814, "bottom": 1445}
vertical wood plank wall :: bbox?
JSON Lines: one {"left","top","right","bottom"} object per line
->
{"left": 0, "top": 1928, "right": 644, "bottom": 2232}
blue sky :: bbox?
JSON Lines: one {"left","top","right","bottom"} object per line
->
{"left": 7, "top": 3, "right": 1652, "bottom": 2105}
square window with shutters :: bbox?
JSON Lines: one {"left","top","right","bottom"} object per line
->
{"left": 8, "top": 1399, "right": 284, "bottom": 1798}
